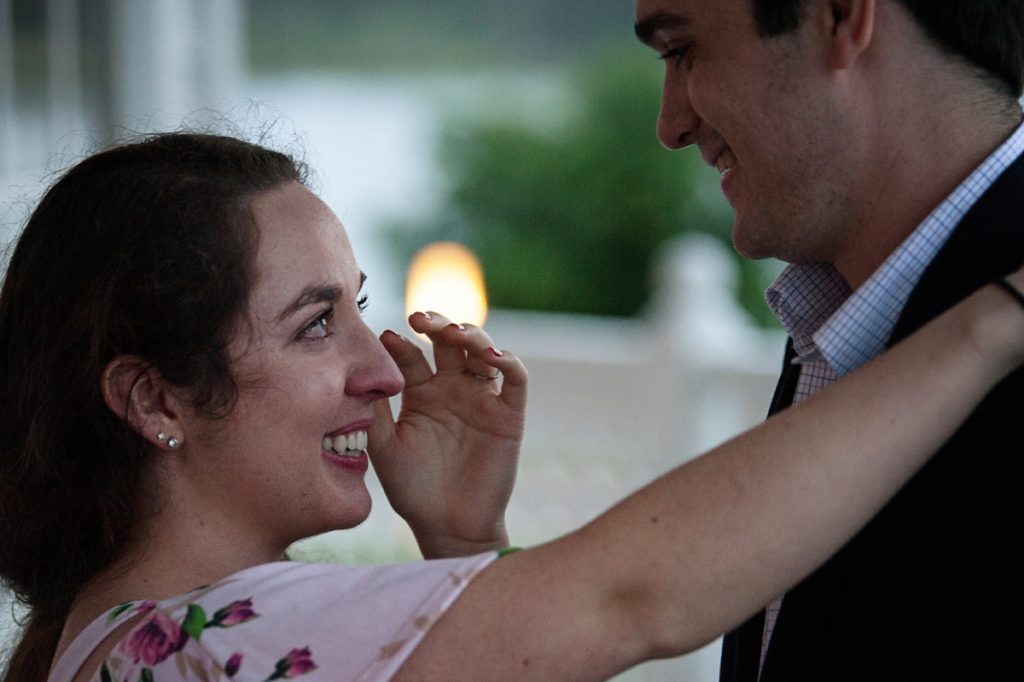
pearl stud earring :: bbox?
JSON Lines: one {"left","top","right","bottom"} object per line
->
{"left": 167, "top": 437, "right": 181, "bottom": 449}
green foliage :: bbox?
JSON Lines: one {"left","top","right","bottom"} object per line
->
{"left": 392, "top": 51, "right": 780, "bottom": 324}
{"left": 246, "top": 0, "right": 632, "bottom": 72}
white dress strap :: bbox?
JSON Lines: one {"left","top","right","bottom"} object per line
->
{"left": 48, "top": 599, "right": 147, "bottom": 681}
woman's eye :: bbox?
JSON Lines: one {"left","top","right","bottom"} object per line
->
{"left": 357, "top": 293, "right": 369, "bottom": 313}
{"left": 300, "top": 308, "right": 334, "bottom": 341}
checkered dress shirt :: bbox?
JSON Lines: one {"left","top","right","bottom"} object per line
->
{"left": 755, "top": 120, "right": 1024, "bottom": 677}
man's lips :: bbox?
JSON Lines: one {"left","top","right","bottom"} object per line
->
{"left": 701, "top": 141, "right": 736, "bottom": 175}
{"left": 712, "top": 146, "right": 737, "bottom": 174}
{"left": 714, "top": 148, "right": 737, "bottom": 175}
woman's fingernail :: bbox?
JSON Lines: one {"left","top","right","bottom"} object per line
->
{"left": 422, "top": 311, "right": 433, "bottom": 320}
{"left": 489, "top": 347, "right": 503, "bottom": 357}
{"left": 457, "top": 323, "right": 467, "bottom": 331}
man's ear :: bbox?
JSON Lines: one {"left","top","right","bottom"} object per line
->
{"left": 101, "top": 356, "right": 187, "bottom": 450}
{"left": 823, "top": 0, "right": 875, "bottom": 70}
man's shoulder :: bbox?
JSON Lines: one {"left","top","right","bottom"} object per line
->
{"left": 893, "top": 154, "right": 1024, "bottom": 341}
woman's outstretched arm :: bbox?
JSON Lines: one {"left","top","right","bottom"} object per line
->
{"left": 395, "top": 270, "right": 1024, "bottom": 681}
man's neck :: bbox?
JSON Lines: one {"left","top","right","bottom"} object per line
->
{"left": 825, "top": 5, "right": 1024, "bottom": 290}
{"left": 835, "top": 105, "right": 1021, "bottom": 289}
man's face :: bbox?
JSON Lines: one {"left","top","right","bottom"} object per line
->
{"left": 636, "top": 0, "right": 858, "bottom": 265}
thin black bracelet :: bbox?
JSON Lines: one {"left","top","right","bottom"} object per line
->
{"left": 993, "top": 279, "right": 1024, "bottom": 312}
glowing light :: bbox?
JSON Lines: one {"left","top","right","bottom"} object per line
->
{"left": 406, "top": 242, "right": 488, "bottom": 328}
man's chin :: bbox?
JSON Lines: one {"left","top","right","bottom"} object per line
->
{"left": 731, "top": 229, "right": 775, "bottom": 262}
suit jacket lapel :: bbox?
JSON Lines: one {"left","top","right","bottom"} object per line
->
{"left": 891, "top": 152, "right": 1024, "bottom": 345}
{"left": 758, "top": 339, "right": 856, "bottom": 680}
{"left": 767, "top": 339, "right": 799, "bottom": 417}
{"left": 720, "top": 342, "right": 799, "bottom": 682}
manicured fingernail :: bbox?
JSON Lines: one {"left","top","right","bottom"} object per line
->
{"left": 457, "top": 323, "right": 467, "bottom": 331}
{"left": 422, "top": 311, "right": 433, "bottom": 320}
{"left": 489, "top": 347, "right": 503, "bottom": 357}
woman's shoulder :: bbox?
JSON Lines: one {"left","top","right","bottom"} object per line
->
{"left": 54, "top": 553, "right": 498, "bottom": 681}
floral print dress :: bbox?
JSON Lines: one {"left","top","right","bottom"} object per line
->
{"left": 49, "top": 554, "right": 497, "bottom": 682}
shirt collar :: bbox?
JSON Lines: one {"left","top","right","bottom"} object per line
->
{"left": 765, "top": 263, "right": 850, "bottom": 361}
{"left": 767, "top": 118, "right": 1024, "bottom": 375}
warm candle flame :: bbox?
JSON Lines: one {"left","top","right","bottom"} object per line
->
{"left": 406, "top": 242, "right": 488, "bottom": 328}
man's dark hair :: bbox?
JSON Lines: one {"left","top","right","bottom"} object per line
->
{"left": 751, "top": 0, "right": 1024, "bottom": 98}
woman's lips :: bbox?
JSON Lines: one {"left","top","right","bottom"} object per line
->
{"left": 321, "top": 449, "right": 369, "bottom": 473}
{"left": 320, "top": 421, "right": 371, "bottom": 472}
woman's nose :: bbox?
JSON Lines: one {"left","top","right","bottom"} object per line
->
{"left": 343, "top": 325, "right": 405, "bottom": 400}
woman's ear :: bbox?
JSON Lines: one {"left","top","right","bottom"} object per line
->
{"left": 101, "top": 356, "right": 187, "bottom": 450}
{"left": 823, "top": 0, "right": 876, "bottom": 70}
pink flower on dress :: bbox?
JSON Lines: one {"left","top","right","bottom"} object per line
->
{"left": 267, "top": 646, "right": 317, "bottom": 679}
{"left": 134, "top": 600, "right": 157, "bottom": 614}
{"left": 117, "top": 607, "right": 188, "bottom": 666}
{"left": 225, "top": 652, "right": 244, "bottom": 677}
{"left": 212, "top": 598, "right": 257, "bottom": 627}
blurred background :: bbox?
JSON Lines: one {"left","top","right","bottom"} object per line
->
{"left": 1, "top": 1, "right": 786, "bottom": 679}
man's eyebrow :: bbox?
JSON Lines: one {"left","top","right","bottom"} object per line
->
{"left": 275, "top": 272, "right": 366, "bottom": 323}
{"left": 635, "top": 12, "right": 690, "bottom": 46}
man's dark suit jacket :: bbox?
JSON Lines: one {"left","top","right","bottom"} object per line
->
{"left": 719, "top": 154, "right": 1024, "bottom": 682}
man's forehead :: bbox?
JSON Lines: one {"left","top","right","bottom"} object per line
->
{"left": 635, "top": 0, "right": 710, "bottom": 43}
{"left": 635, "top": 9, "right": 691, "bottom": 45}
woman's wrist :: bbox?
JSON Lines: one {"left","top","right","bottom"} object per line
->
{"left": 413, "top": 524, "right": 511, "bottom": 560}
{"left": 964, "top": 279, "right": 1024, "bottom": 373}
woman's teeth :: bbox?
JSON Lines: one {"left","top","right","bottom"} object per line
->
{"left": 322, "top": 430, "right": 368, "bottom": 455}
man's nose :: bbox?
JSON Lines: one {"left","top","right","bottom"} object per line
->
{"left": 656, "top": 74, "right": 700, "bottom": 150}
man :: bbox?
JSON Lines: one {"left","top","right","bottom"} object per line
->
{"left": 635, "top": 1, "right": 1023, "bottom": 680}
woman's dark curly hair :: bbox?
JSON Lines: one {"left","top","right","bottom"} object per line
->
{"left": 0, "top": 132, "right": 306, "bottom": 681}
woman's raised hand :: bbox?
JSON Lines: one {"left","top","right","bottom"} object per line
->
{"left": 368, "top": 312, "right": 527, "bottom": 559}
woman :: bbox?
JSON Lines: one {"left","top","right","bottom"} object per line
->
{"left": 0, "top": 133, "right": 1021, "bottom": 681}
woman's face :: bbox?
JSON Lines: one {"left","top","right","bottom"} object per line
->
{"left": 175, "top": 182, "right": 404, "bottom": 549}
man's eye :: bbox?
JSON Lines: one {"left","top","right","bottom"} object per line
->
{"left": 660, "top": 46, "right": 691, "bottom": 67}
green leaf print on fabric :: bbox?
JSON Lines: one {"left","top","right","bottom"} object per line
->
{"left": 107, "top": 602, "right": 136, "bottom": 623}
{"left": 140, "top": 668, "right": 155, "bottom": 682}
{"left": 182, "top": 604, "right": 208, "bottom": 641}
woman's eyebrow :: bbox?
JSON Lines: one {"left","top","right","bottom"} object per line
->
{"left": 275, "top": 273, "right": 366, "bottom": 323}
{"left": 276, "top": 284, "right": 343, "bottom": 323}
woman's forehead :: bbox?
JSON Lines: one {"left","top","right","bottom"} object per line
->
{"left": 248, "top": 184, "right": 360, "bottom": 311}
